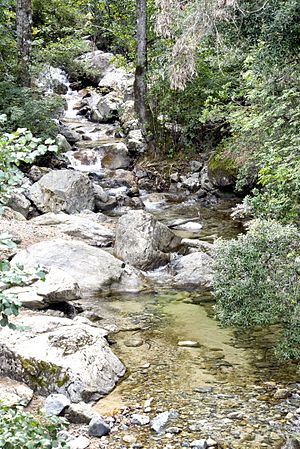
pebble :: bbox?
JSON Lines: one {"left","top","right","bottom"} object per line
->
{"left": 151, "top": 410, "right": 179, "bottom": 433}
{"left": 68, "top": 436, "right": 90, "bottom": 449}
{"left": 274, "top": 388, "right": 291, "bottom": 399}
{"left": 131, "top": 414, "right": 150, "bottom": 425}
{"left": 88, "top": 416, "right": 110, "bottom": 437}
{"left": 191, "top": 439, "right": 208, "bottom": 449}
{"left": 178, "top": 341, "right": 200, "bottom": 348}
{"left": 124, "top": 338, "right": 144, "bottom": 347}
{"left": 122, "top": 434, "right": 137, "bottom": 444}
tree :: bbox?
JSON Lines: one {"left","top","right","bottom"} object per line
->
{"left": 16, "top": 0, "right": 32, "bottom": 86}
{"left": 134, "top": 0, "right": 147, "bottom": 130}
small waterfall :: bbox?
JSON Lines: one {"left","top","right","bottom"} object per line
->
{"left": 65, "top": 148, "right": 105, "bottom": 174}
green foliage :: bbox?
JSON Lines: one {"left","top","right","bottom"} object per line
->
{"left": 148, "top": 46, "right": 234, "bottom": 151}
{"left": 0, "top": 83, "right": 63, "bottom": 137}
{"left": 0, "top": 127, "right": 58, "bottom": 204}
{"left": 0, "top": 234, "right": 46, "bottom": 329}
{"left": 214, "top": 220, "right": 300, "bottom": 360}
{"left": 0, "top": 403, "right": 69, "bottom": 449}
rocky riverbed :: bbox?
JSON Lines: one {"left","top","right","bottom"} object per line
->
{"left": 0, "top": 50, "right": 299, "bottom": 449}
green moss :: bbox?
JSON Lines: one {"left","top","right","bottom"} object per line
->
{"left": 208, "top": 150, "right": 238, "bottom": 177}
{"left": 20, "top": 357, "right": 69, "bottom": 391}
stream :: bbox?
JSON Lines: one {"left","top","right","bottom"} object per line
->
{"left": 54, "top": 71, "right": 300, "bottom": 448}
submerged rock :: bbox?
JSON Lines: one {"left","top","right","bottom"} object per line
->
{"left": 0, "top": 314, "right": 125, "bottom": 402}
{"left": 114, "top": 210, "right": 181, "bottom": 270}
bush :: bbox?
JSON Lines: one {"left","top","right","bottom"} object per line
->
{"left": 0, "top": 127, "right": 58, "bottom": 204}
{"left": 0, "top": 403, "right": 69, "bottom": 449}
{"left": 213, "top": 219, "right": 300, "bottom": 360}
{"left": 0, "top": 83, "right": 63, "bottom": 138}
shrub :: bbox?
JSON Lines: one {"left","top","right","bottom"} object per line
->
{"left": 0, "top": 83, "right": 63, "bottom": 138}
{"left": 213, "top": 219, "right": 300, "bottom": 360}
{"left": 0, "top": 403, "right": 69, "bottom": 449}
{"left": 0, "top": 127, "right": 58, "bottom": 204}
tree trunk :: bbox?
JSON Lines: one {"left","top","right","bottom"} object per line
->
{"left": 134, "top": 0, "right": 147, "bottom": 131}
{"left": 16, "top": 0, "right": 32, "bottom": 87}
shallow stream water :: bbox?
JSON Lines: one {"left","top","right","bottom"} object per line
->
{"left": 59, "top": 75, "right": 300, "bottom": 448}
{"left": 74, "top": 203, "right": 299, "bottom": 449}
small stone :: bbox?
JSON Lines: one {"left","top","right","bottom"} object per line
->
{"left": 88, "top": 416, "right": 110, "bottom": 437}
{"left": 165, "top": 426, "right": 181, "bottom": 434}
{"left": 191, "top": 440, "right": 208, "bottom": 449}
{"left": 65, "top": 402, "right": 96, "bottom": 424}
{"left": 227, "top": 411, "right": 244, "bottom": 420}
{"left": 57, "top": 430, "right": 74, "bottom": 442}
{"left": 68, "top": 436, "right": 90, "bottom": 449}
{"left": 206, "top": 438, "right": 218, "bottom": 447}
{"left": 274, "top": 388, "right": 291, "bottom": 399}
{"left": 144, "top": 398, "right": 153, "bottom": 408}
{"left": 178, "top": 341, "right": 200, "bottom": 348}
{"left": 123, "top": 434, "right": 137, "bottom": 444}
{"left": 43, "top": 393, "right": 71, "bottom": 416}
{"left": 131, "top": 414, "right": 150, "bottom": 425}
{"left": 124, "top": 338, "right": 144, "bottom": 347}
{"left": 151, "top": 410, "right": 179, "bottom": 433}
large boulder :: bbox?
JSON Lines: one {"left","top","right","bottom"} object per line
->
{"left": 96, "top": 92, "right": 122, "bottom": 122}
{"left": 0, "top": 314, "right": 125, "bottom": 402}
{"left": 11, "top": 239, "right": 144, "bottom": 293}
{"left": 99, "top": 66, "right": 134, "bottom": 97}
{"left": 5, "top": 267, "right": 81, "bottom": 310}
{"left": 31, "top": 213, "right": 114, "bottom": 248}
{"left": 27, "top": 170, "right": 95, "bottom": 214}
{"left": 114, "top": 210, "right": 181, "bottom": 270}
{"left": 76, "top": 50, "right": 113, "bottom": 85}
{"left": 101, "top": 142, "right": 130, "bottom": 170}
{"left": 171, "top": 252, "right": 214, "bottom": 288}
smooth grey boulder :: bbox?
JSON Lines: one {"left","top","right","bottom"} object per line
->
{"left": 88, "top": 416, "right": 110, "bottom": 437}
{"left": 114, "top": 210, "right": 182, "bottom": 270}
{"left": 171, "top": 252, "right": 214, "bottom": 288}
{"left": 5, "top": 267, "right": 81, "bottom": 309}
{"left": 31, "top": 212, "right": 114, "bottom": 248}
{"left": 0, "top": 377, "right": 33, "bottom": 406}
{"left": 0, "top": 314, "right": 125, "bottom": 402}
{"left": 44, "top": 393, "right": 71, "bottom": 416}
{"left": 56, "top": 134, "right": 72, "bottom": 152}
{"left": 12, "top": 239, "right": 144, "bottom": 293}
{"left": 119, "top": 100, "right": 138, "bottom": 132}
{"left": 27, "top": 170, "right": 95, "bottom": 214}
